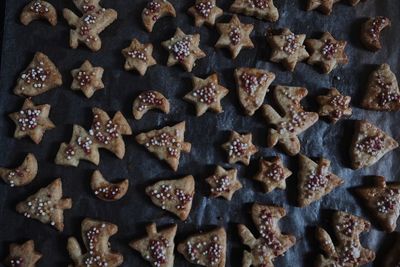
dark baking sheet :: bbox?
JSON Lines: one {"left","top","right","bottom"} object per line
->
{"left": 1, "top": 0, "right": 400, "bottom": 266}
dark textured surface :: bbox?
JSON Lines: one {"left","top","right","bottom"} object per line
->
{"left": 0, "top": 0, "right": 400, "bottom": 266}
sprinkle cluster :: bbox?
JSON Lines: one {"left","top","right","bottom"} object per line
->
{"left": 21, "top": 62, "right": 49, "bottom": 89}
{"left": 321, "top": 39, "right": 339, "bottom": 59}
{"left": 356, "top": 135, "right": 384, "bottom": 155}
{"left": 65, "top": 145, "right": 76, "bottom": 160}
{"left": 170, "top": 37, "right": 192, "bottom": 62}
{"left": 265, "top": 163, "right": 284, "bottom": 182}
{"left": 137, "top": 91, "right": 163, "bottom": 111}
{"left": 259, "top": 209, "right": 282, "bottom": 254}
{"left": 229, "top": 27, "right": 241, "bottom": 45}
{"left": 282, "top": 33, "right": 300, "bottom": 55}
{"left": 30, "top": 1, "right": 49, "bottom": 14}
{"left": 337, "top": 215, "right": 357, "bottom": 237}
{"left": 17, "top": 109, "right": 41, "bottom": 131}
{"left": 84, "top": 224, "right": 108, "bottom": 266}
{"left": 82, "top": 0, "right": 96, "bottom": 13}
{"left": 128, "top": 49, "right": 147, "bottom": 61}
{"left": 376, "top": 188, "right": 400, "bottom": 214}
{"left": 195, "top": 1, "right": 214, "bottom": 18}
{"left": 76, "top": 136, "right": 93, "bottom": 154}
{"left": 228, "top": 138, "right": 248, "bottom": 157}
{"left": 146, "top": 132, "right": 181, "bottom": 157}
{"left": 7, "top": 168, "right": 25, "bottom": 187}
{"left": 144, "top": 1, "right": 161, "bottom": 21}
{"left": 150, "top": 184, "right": 192, "bottom": 210}
{"left": 76, "top": 71, "right": 93, "bottom": 88}
{"left": 248, "top": 0, "right": 268, "bottom": 9}
{"left": 193, "top": 83, "right": 217, "bottom": 104}
{"left": 90, "top": 115, "right": 119, "bottom": 145}
{"left": 147, "top": 236, "right": 169, "bottom": 267}
{"left": 369, "top": 17, "right": 387, "bottom": 38}
{"left": 210, "top": 175, "right": 231, "bottom": 193}
{"left": 328, "top": 94, "right": 347, "bottom": 119}
{"left": 305, "top": 171, "right": 329, "bottom": 196}
{"left": 94, "top": 184, "right": 120, "bottom": 200}
{"left": 279, "top": 108, "right": 307, "bottom": 134}
{"left": 240, "top": 73, "right": 268, "bottom": 95}
{"left": 186, "top": 235, "right": 222, "bottom": 266}
{"left": 9, "top": 257, "right": 23, "bottom": 267}
{"left": 79, "top": 9, "right": 106, "bottom": 43}
{"left": 24, "top": 197, "right": 56, "bottom": 226}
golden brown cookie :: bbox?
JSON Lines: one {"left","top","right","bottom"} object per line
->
{"left": 20, "top": 0, "right": 57, "bottom": 26}
{"left": 205, "top": 165, "right": 242, "bottom": 200}
{"left": 90, "top": 170, "right": 129, "bottom": 202}
{"left": 188, "top": 0, "right": 223, "bottom": 27}
{"left": 133, "top": 91, "right": 170, "bottom": 120}
{"left": 3, "top": 240, "right": 42, "bottom": 267}
{"left": 142, "top": 0, "right": 176, "bottom": 32}
{"left": 360, "top": 16, "right": 391, "bottom": 51}
{"left": 0, "top": 153, "right": 38, "bottom": 187}
{"left": 230, "top": 0, "right": 279, "bottom": 22}
{"left": 71, "top": 60, "right": 104, "bottom": 98}
{"left": 316, "top": 88, "right": 352, "bottom": 123}
{"left": 122, "top": 38, "right": 157, "bottom": 76}
{"left": 222, "top": 131, "right": 258, "bottom": 165}
{"left": 252, "top": 157, "right": 292, "bottom": 193}
{"left": 306, "top": 0, "right": 366, "bottom": 15}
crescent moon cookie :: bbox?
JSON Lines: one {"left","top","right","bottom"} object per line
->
{"left": 222, "top": 131, "right": 258, "bottom": 166}
{"left": 14, "top": 52, "right": 62, "bottom": 97}
{"left": 205, "top": 165, "right": 242, "bottom": 200}
{"left": 316, "top": 88, "right": 352, "bottom": 123}
{"left": 188, "top": 0, "right": 223, "bottom": 27}
{"left": 142, "top": 0, "right": 176, "bottom": 32}
{"left": 67, "top": 218, "right": 124, "bottom": 267}
{"left": 122, "top": 39, "right": 157, "bottom": 76}
{"left": 0, "top": 153, "right": 38, "bottom": 187}
{"left": 133, "top": 91, "right": 170, "bottom": 120}
{"left": 230, "top": 0, "right": 279, "bottom": 22}
{"left": 161, "top": 28, "right": 206, "bottom": 72}
{"left": 20, "top": 0, "right": 57, "bottom": 26}
{"left": 71, "top": 60, "right": 104, "bottom": 98}
{"left": 360, "top": 16, "right": 391, "bottom": 52}
{"left": 91, "top": 170, "right": 129, "bottom": 202}
{"left": 3, "top": 240, "right": 42, "bottom": 267}
{"left": 252, "top": 157, "right": 292, "bottom": 193}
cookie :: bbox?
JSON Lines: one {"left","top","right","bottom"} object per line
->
{"left": 360, "top": 16, "right": 391, "bottom": 51}
{"left": 383, "top": 233, "right": 400, "bottom": 267}
{"left": 183, "top": 73, "right": 229, "bottom": 116}
{"left": 306, "top": 0, "right": 366, "bottom": 15}
{"left": 133, "top": 91, "right": 170, "bottom": 120}
{"left": 205, "top": 165, "right": 242, "bottom": 200}
{"left": 3, "top": 240, "right": 42, "bottom": 267}
{"left": 297, "top": 154, "right": 343, "bottom": 207}
{"left": 136, "top": 121, "right": 191, "bottom": 171}
{"left": 63, "top": 0, "right": 117, "bottom": 51}
{"left": 267, "top": 28, "right": 309, "bottom": 71}
{"left": 188, "top": 0, "right": 223, "bottom": 27}
{"left": 350, "top": 120, "right": 398, "bottom": 169}
{"left": 262, "top": 85, "right": 319, "bottom": 156}
{"left": 361, "top": 63, "right": 400, "bottom": 111}
{"left": 252, "top": 157, "right": 292, "bottom": 193}
{"left": 234, "top": 67, "right": 275, "bottom": 116}
{"left": 355, "top": 176, "right": 400, "bottom": 232}
{"left": 55, "top": 124, "right": 100, "bottom": 167}
{"left": 0, "top": 153, "right": 38, "bottom": 187}
{"left": 161, "top": 28, "right": 206, "bottom": 72}
{"left": 316, "top": 88, "right": 352, "bottom": 123}
{"left": 122, "top": 38, "right": 157, "bottom": 76}
{"left": 145, "top": 175, "right": 195, "bottom": 220}
{"left": 9, "top": 99, "right": 55, "bottom": 144}
{"left": 67, "top": 218, "right": 124, "bottom": 267}
{"left": 315, "top": 211, "right": 375, "bottom": 267}
{"left": 91, "top": 170, "right": 129, "bottom": 202}
{"left": 222, "top": 131, "right": 258, "bottom": 165}
{"left": 142, "top": 0, "right": 176, "bottom": 32}
{"left": 305, "top": 32, "right": 348, "bottom": 74}
{"left": 71, "top": 60, "right": 104, "bottom": 98}
{"left": 177, "top": 227, "right": 226, "bottom": 267}
{"left": 230, "top": 0, "right": 279, "bottom": 22}
{"left": 20, "top": 0, "right": 57, "bottom": 26}
{"left": 130, "top": 223, "right": 177, "bottom": 267}
{"left": 16, "top": 178, "right": 72, "bottom": 231}
{"left": 14, "top": 52, "right": 62, "bottom": 97}
{"left": 238, "top": 203, "right": 296, "bottom": 267}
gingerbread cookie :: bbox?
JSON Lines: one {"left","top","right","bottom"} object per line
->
{"left": 230, "top": 0, "right": 279, "bottom": 22}
{"left": 14, "top": 52, "right": 62, "bottom": 97}
{"left": 315, "top": 211, "right": 375, "bottom": 266}
{"left": 71, "top": 60, "right": 104, "bottom": 98}
{"left": 177, "top": 227, "right": 226, "bottom": 267}
{"left": 161, "top": 28, "right": 206, "bottom": 72}
{"left": 222, "top": 131, "right": 258, "bottom": 165}
{"left": 9, "top": 99, "right": 55, "bottom": 144}
{"left": 361, "top": 16, "right": 391, "bottom": 51}
{"left": 307, "top": 0, "right": 366, "bottom": 15}
{"left": 205, "top": 165, "right": 242, "bottom": 200}
{"left": 122, "top": 39, "right": 157, "bottom": 76}
{"left": 133, "top": 91, "right": 170, "bottom": 120}
{"left": 188, "top": 0, "right": 223, "bottom": 27}
{"left": 238, "top": 203, "right": 296, "bottom": 267}
{"left": 130, "top": 223, "right": 177, "bottom": 267}
{"left": 136, "top": 121, "right": 191, "bottom": 171}
{"left": 252, "top": 157, "right": 292, "bottom": 193}
{"left": 305, "top": 32, "right": 348, "bottom": 74}
{"left": 262, "top": 85, "right": 319, "bottom": 156}
{"left": 234, "top": 67, "right": 275, "bottom": 116}
{"left": 215, "top": 15, "right": 254, "bottom": 59}
{"left": 20, "top": 0, "right": 57, "bottom": 26}
{"left": 67, "top": 218, "right": 124, "bottom": 267}
{"left": 0, "top": 153, "right": 38, "bottom": 187}
{"left": 146, "top": 175, "right": 195, "bottom": 220}
{"left": 316, "top": 88, "right": 352, "bottom": 123}
{"left": 297, "top": 154, "right": 343, "bottom": 207}
{"left": 355, "top": 176, "right": 400, "bottom": 232}
{"left": 142, "top": 0, "right": 176, "bottom": 32}
{"left": 267, "top": 28, "right": 309, "bottom": 71}
{"left": 361, "top": 63, "right": 400, "bottom": 111}
{"left": 383, "top": 233, "right": 400, "bottom": 267}
{"left": 184, "top": 73, "right": 229, "bottom": 116}
{"left": 63, "top": 0, "right": 117, "bottom": 51}
{"left": 3, "top": 240, "right": 42, "bottom": 267}
{"left": 16, "top": 178, "right": 72, "bottom": 231}
{"left": 91, "top": 170, "right": 129, "bottom": 202}
{"left": 350, "top": 120, "right": 398, "bottom": 169}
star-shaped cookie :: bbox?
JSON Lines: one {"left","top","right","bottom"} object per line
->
{"left": 71, "top": 60, "right": 104, "bottom": 98}
{"left": 3, "top": 240, "right": 42, "bottom": 267}
{"left": 205, "top": 165, "right": 242, "bottom": 200}
{"left": 9, "top": 99, "right": 55, "bottom": 144}
{"left": 305, "top": 32, "right": 348, "bottom": 74}
{"left": 222, "top": 131, "right": 258, "bottom": 165}
{"left": 268, "top": 28, "right": 309, "bottom": 71}
{"left": 142, "top": 0, "right": 176, "bottom": 32}
{"left": 0, "top": 153, "right": 38, "bottom": 187}
{"left": 188, "top": 0, "right": 223, "bottom": 27}
{"left": 122, "top": 38, "right": 157, "bottom": 76}
{"left": 230, "top": 0, "right": 279, "bottom": 22}
{"left": 184, "top": 73, "right": 229, "bottom": 116}
{"left": 162, "top": 28, "right": 206, "bottom": 72}
{"left": 252, "top": 157, "right": 292, "bottom": 193}
{"left": 20, "top": 0, "right": 58, "bottom": 26}
{"left": 215, "top": 15, "right": 254, "bottom": 59}
{"left": 317, "top": 88, "right": 352, "bottom": 123}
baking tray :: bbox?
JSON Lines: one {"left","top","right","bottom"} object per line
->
{"left": 0, "top": 0, "right": 400, "bottom": 266}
